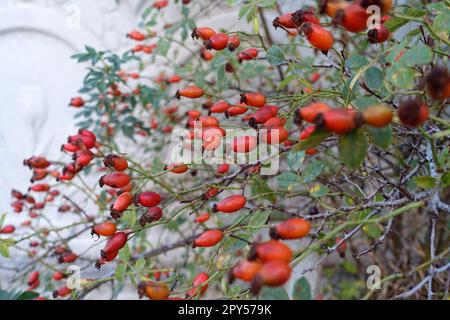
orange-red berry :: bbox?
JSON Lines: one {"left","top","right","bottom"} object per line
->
{"left": 270, "top": 218, "right": 311, "bottom": 240}
{"left": 213, "top": 195, "right": 247, "bottom": 213}
{"left": 193, "top": 229, "right": 224, "bottom": 247}
{"left": 398, "top": 99, "right": 429, "bottom": 127}
{"left": 92, "top": 221, "right": 117, "bottom": 237}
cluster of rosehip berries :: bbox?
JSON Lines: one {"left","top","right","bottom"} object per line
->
{"left": 138, "top": 271, "right": 208, "bottom": 300}
{"left": 20, "top": 246, "right": 75, "bottom": 299}
{"left": 272, "top": 1, "right": 393, "bottom": 54}
{"left": 11, "top": 129, "right": 98, "bottom": 218}
{"left": 95, "top": 152, "right": 167, "bottom": 268}
{"left": 191, "top": 26, "right": 259, "bottom": 64}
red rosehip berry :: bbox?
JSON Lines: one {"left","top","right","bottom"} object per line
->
{"left": 240, "top": 92, "right": 266, "bottom": 108}
{"left": 70, "top": 97, "right": 85, "bottom": 108}
{"left": 165, "top": 163, "right": 189, "bottom": 174}
{"left": 425, "top": 67, "right": 450, "bottom": 100}
{"left": 251, "top": 240, "right": 292, "bottom": 263}
{"left": 191, "top": 27, "right": 216, "bottom": 41}
{"left": 231, "top": 136, "right": 258, "bottom": 153}
{"left": 251, "top": 260, "right": 291, "bottom": 294}
{"left": 0, "top": 225, "right": 15, "bottom": 234}
{"left": 336, "top": 237, "right": 347, "bottom": 258}
{"left": 204, "top": 33, "right": 229, "bottom": 51}
{"left": 270, "top": 218, "right": 311, "bottom": 240}
{"left": 53, "top": 286, "right": 72, "bottom": 298}
{"left": 101, "top": 232, "right": 128, "bottom": 258}
{"left": 139, "top": 207, "right": 163, "bottom": 226}
{"left": 127, "top": 30, "right": 146, "bottom": 41}
{"left": 368, "top": 25, "right": 390, "bottom": 43}
{"left": 195, "top": 213, "right": 210, "bottom": 223}
{"left": 238, "top": 48, "right": 259, "bottom": 62}
{"left": 362, "top": 104, "right": 393, "bottom": 128}
{"left": 92, "top": 221, "right": 117, "bottom": 237}
{"left": 187, "top": 272, "right": 209, "bottom": 297}
{"left": 99, "top": 172, "right": 131, "bottom": 188}
{"left": 212, "top": 195, "right": 247, "bottom": 213}
{"left": 103, "top": 154, "right": 128, "bottom": 172}
{"left": 227, "top": 36, "right": 241, "bottom": 51}
{"left": 318, "top": 108, "right": 364, "bottom": 134}
{"left": 111, "top": 192, "right": 133, "bottom": 213}
{"left": 398, "top": 99, "right": 429, "bottom": 127}
{"left": 176, "top": 85, "right": 204, "bottom": 99}
{"left": 300, "top": 22, "right": 334, "bottom": 54}
{"left": 230, "top": 260, "right": 262, "bottom": 283}
{"left": 193, "top": 229, "right": 224, "bottom": 248}
{"left": 138, "top": 281, "right": 170, "bottom": 300}
{"left": 134, "top": 191, "right": 161, "bottom": 207}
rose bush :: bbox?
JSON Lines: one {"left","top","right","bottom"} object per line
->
{"left": 1, "top": 0, "right": 449, "bottom": 300}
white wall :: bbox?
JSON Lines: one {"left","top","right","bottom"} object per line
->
{"left": 0, "top": 0, "right": 140, "bottom": 215}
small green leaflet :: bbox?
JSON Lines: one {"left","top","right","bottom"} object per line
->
{"left": 338, "top": 129, "right": 368, "bottom": 170}
{"left": 292, "top": 277, "right": 312, "bottom": 300}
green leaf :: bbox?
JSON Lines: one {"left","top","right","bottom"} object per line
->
{"left": 259, "top": 286, "right": 290, "bottom": 300}
{"left": 438, "top": 147, "right": 449, "bottom": 168}
{"left": 115, "top": 264, "right": 127, "bottom": 282}
{"left": 121, "top": 208, "right": 137, "bottom": 228}
{"left": 433, "top": 10, "right": 450, "bottom": 39}
{"left": 292, "top": 277, "right": 312, "bottom": 300}
{"left": 338, "top": 129, "right": 368, "bottom": 170}
{"left": 211, "top": 54, "right": 228, "bottom": 69}
{"left": 442, "top": 172, "right": 450, "bottom": 188}
{"left": 16, "top": 291, "right": 39, "bottom": 300}
{"left": 152, "top": 156, "right": 165, "bottom": 173}
{"left": 248, "top": 211, "right": 271, "bottom": 229}
{"left": 277, "top": 172, "right": 301, "bottom": 190}
{"left": 156, "top": 39, "right": 170, "bottom": 56}
{"left": 251, "top": 178, "right": 276, "bottom": 203}
{"left": 386, "top": 41, "right": 407, "bottom": 64}
{"left": 0, "top": 289, "right": 11, "bottom": 300}
{"left": 118, "top": 244, "right": 131, "bottom": 262}
{"left": 402, "top": 8, "right": 426, "bottom": 17}
{"left": 302, "top": 161, "right": 325, "bottom": 183}
{"left": 0, "top": 213, "right": 6, "bottom": 228}
{"left": 309, "top": 183, "right": 329, "bottom": 198}
{"left": 293, "top": 128, "right": 331, "bottom": 152}
{"left": 122, "top": 125, "right": 136, "bottom": 140}
{"left": 366, "top": 125, "right": 392, "bottom": 150}
{"left": 384, "top": 17, "right": 409, "bottom": 32}
{"left": 287, "top": 150, "right": 305, "bottom": 171}
{"left": 238, "top": 4, "right": 251, "bottom": 20}
{"left": 0, "top": 240, "right": 9, "bottom": 258}
{"left": 364, "top": 67, "right": 384, "bottom": 91}
{"left": 413, "top": 176, "right": 436, "bottom": 189}
{"left": 346, "top": 55, "right": 369, "bottom": 71}
{"left": 222, "top": 233, "right": 251, "bottom": 253}
{"left": 352, "top": 96, "right": 379, "bottom": 110}
{"left": 427, "top": 2, "right": 450, "bottom": 12}
{"left": 342, "top": 261, "right": 358, "bottom": 274}
{"left": 277, "top": 74, "right": 297, "bottom": 91}
{"left": 246, "top": 6, "right": 258, "bottom": 23}
{"left": 134, "top": 258, "right": 146, "bottom": 274}
{"left": 402, "top": 44, "right": 433, "bottom": 66}
{"left": 266, "top": 45, "right": 285, "bottom": 66}
{"left": 363, "top": 224, "right": 382, "bottom": 239}
{"left": 386, "top": 65, "right": 415, "bottom": 89}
